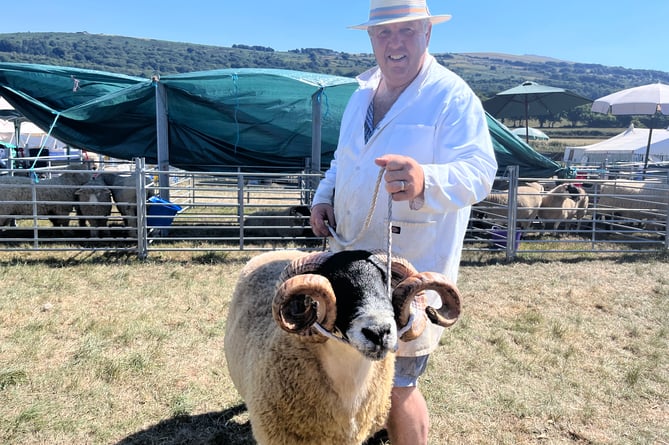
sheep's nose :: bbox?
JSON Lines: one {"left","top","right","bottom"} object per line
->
{"left": 362, "top": 324, "right": 393, "bottom": 346}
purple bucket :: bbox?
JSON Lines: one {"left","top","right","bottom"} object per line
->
{"left": 491, "top": 227, "right": 522, "bottom": 249}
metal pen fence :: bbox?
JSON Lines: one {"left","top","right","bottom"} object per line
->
{"left": 468, "top": 166, "right": 669, "bottom": 260}
{"left": 0, "top": 159, "right": 667, "bottom": 260}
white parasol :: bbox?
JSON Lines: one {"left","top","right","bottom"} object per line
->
{"left": 591, "top": 82, "right": 669, "bottom": 171}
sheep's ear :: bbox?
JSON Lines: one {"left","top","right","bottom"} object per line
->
{"left": 74, "top": 189, "right": 83, "bottom": 196}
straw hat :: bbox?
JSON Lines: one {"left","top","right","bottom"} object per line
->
{"left": 350, "top": 0, "right": 451, "bottom": 30}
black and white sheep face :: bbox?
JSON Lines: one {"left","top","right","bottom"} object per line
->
{"left": 321, "top": 253, "right": 398, "bottom": 361}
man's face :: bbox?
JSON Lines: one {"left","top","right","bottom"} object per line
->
{"left": 368, "top": 19, "right": 432, "bottom": 90}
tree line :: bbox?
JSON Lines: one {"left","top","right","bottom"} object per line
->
{"left": 1, "top": 32, "right": 668, "bottom": 129}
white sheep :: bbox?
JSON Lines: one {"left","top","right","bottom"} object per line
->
{"left": 538, "top": 183, "right": 589, "bottom": 232}
{"left": 99, "top": 172, "right": 155, "bottom": 228}
{"left": 74, "top": 175, "right": 112, "bottom": 237}
{"left": 224, "top": 249, "right": 461, "bottom": 445}
{"left": 595, "top": 179, "right": 668, "bottom": 230}
{"left": 0, "top": 164, "right": 92, "bottom": 227}
{"left": 475, "top": 185, "right": 544, "bottom": 230}
{"left": 0, "top": 175, "right": 32, "bottom": 226}
{"left": 573, "top": 185, "right": 590, "bottom": 230}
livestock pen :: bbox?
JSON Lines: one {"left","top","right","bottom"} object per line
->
{"left": 468, "top": 165, "right": 669, "bottom": 259}
{"left": 0, "top": 159, "right": 667, "bottom": 260}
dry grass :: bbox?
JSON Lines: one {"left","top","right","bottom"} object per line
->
{"left": 0, "top": 249, "right": 667, "bottom": 445}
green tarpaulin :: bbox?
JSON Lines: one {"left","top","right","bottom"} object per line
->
{"left": 0, "top": 62, "right": 569, "bottom": 177}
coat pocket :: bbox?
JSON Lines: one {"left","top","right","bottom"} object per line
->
{"left": 388, "top": 218, "right": 438, "bottom": 263}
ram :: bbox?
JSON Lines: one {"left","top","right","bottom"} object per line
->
{"left": 224, "top": 249, "right": 460, "bottom": 445}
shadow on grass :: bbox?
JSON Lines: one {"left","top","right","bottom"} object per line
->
{"left": 114, "top": 404, "right": 254, "bottom": 445}
{"left": 113, "top": 403, "right": 390, "bottom": 445}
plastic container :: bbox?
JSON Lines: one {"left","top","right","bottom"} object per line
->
{"left": 147, "top": 196, "right": 182, "bottom": 227}
{"left": 491, "top": 227, "right": 522, "bottom": 249}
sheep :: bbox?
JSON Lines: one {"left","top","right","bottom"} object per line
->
{"left": 243, "top": 205, "right": 313, "bottom": 239}
{"left": 594, "top": 179, "right": 668, "bottom": 230}
{"left": 224, "top": 249, "right": 461, "bottom": 445}
{"left": 74, "top": 175, "right": 112, "bottom": 237}
{"left": 475, "top": 185, "right": 544, "bottom": 230}
{"left": 522, "top": 181, "right": 545, "bottom": 192}
{"left": 573, "top": 185, "right": 590, "bottom": 230}
{"left": 538, "top": 183, "right": 589, "bottom": 232}
{"left": 0, "top": 164, "right": 92, "bottom": 227}
{"left": 0, "top": 175, "right": 33, "bottom": 227}
{"left": 99, "top": 172, "right": 155, "bottom": 228}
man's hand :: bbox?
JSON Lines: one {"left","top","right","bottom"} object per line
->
{"left": 375, "top": 154, "right": 425, "bottom": 202}
{"left": 310, "top": 203, "right": 336, "bottom": 237}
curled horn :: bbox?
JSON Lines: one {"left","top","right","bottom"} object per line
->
{"left": 372, "top": 251, "right": 461, "bottom": 341}
{"left": 277, "top": 251, "right": 334, "bottom": 283}
{"left": 272, "top": 252, "right": 336, "bottom": 341}
{"left": 393, "top": 272, "right": 461, "bottom": 330}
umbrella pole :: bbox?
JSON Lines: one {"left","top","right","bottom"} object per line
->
{"left": 642, "top": 126, "right": 653, "bottom": 175}
{"left": 524, "top": 97, "right": 529, "bottom": 143}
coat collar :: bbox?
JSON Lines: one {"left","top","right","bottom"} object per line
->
{"left": 355, "top": 54, "right": 436, "bottom": 141}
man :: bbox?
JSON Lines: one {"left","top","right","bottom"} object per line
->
{"left": 310, "top": 1, "right": 498, "bottom": 443}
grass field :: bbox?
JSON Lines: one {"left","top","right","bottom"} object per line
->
{"left": 0, "top": 249, "right": 667, "bottom": 445}
{"left": 502, "top": 125, "right": 623, "bottom": 160}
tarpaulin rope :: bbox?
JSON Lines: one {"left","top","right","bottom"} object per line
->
{"left": 316, "top": 87, "right": 331, "bottom": 119}
{"left": 28, "top": 111, "right": 62, "bottom": 183}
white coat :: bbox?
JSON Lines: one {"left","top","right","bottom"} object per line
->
{"left": 313, "top": 54, "right": 497, "bottom": 356}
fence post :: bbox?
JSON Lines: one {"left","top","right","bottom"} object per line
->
{"left": 310, "top": 89, "right": 323, "bottom": 193}
{"left": 506, "top": 165, "right": 519, "bottom": 261}
{"left": 136, "top": 157, "right": 148, "bottom": 260}
{"left": 665, "top": 171, "right": 669, "bottom": 251}
{"left": 238, "top": 174, "right": 245, "bottom": 250}
{"left": 154, "top": 77, "right": 170, "bottom": 202}
{"left": 31, "top": 180, "right": 38, "bottom": 248}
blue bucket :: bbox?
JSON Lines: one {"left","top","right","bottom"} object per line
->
{"left": 147, "top": 196, "right": 182, "bottom": 227}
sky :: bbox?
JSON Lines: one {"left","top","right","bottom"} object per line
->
{"left": 2, "top": 0, "right": 668, "bottom": 73}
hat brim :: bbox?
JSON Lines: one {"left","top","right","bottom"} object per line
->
{"left": 348, "top": 14, "right": 451, "bottom": 30}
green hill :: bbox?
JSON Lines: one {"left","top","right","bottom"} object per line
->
{"left": 1, "top": 31, "right": 668, "bottom": 103}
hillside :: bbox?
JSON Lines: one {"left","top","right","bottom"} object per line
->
{"left": 1, "top": 32, "right": 669, "bottom": 103}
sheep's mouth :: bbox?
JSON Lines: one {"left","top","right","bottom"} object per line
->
{"left": 352, "top": 334, "right": 397, "bottom": 361}
{"left": 364, "top": 347, "right": 391, "bottom": 361}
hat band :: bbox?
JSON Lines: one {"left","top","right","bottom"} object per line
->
{"left": 369, "top": 5, "right": 429, "bottom": 22}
